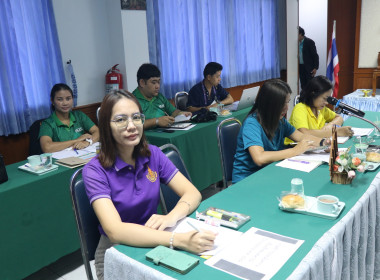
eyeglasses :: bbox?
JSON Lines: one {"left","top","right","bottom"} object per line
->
{"left": 110, "top": 113, "right": 145, "bottom": 128}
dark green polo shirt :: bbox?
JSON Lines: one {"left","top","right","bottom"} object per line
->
{"left": 133, "top": 88, "right": 176, "bottom": 119}
{"left": 38, "top": 111, "right": 95, "bottom": 142}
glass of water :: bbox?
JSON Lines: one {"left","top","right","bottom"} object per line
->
{"left": 291, "top": 178, "right": 304, "bottom": 196}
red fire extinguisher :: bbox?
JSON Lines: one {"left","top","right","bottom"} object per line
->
{"left": 105, "top": 64, "right": 123, "bottom": 94}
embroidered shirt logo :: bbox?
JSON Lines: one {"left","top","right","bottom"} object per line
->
{"left": 75, "top": 127, "right": 83, "bottom": 133}
{"left": 146, "top": 166, "right": 157, "bottom": 182}
{"left": 158, "top": 104, "right": 164, "bottom": 108}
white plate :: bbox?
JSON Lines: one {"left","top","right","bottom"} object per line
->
{"left": 279, "top": 196, "right": 345, "bottom": 220}
{"left": 18, "top": 164, "right": 59, "bottom": 175}
{"left": 363, "top": 161, "right": 380, "bottom": 171}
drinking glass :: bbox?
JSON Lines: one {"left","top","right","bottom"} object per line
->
{"left": 291, "top": 178, "right": 304, "bottom": 196}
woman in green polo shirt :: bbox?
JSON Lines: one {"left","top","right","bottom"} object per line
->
{"left": 39, "top": 83, "right": 99, "bottom": 153}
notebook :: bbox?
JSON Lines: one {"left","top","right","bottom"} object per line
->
{"left": 224, "top": 86, "right": 259, "bottom": 111}
{"left": 55, "top": 157, "right": 89, "bottom": 168}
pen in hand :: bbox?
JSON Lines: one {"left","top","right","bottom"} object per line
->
{"left": 187, "top": 220, "right": 201, "bottom": 232}
{"left": 73, "top": 148, "right": 79, "bottom": 154}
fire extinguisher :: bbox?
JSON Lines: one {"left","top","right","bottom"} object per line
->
{"left": 105, "top": 64, "right": 123, "bottom": 94}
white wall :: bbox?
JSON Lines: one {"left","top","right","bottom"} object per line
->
{"left": 359, "top": 0, "right": 380, "bottom": 68}
{"left": 121, "top": 10, "right": 150, "bottom": 91}
{"left": 286, "top": 0, "right": 299, "bottom": 117}
{"left": 52, "top": 0, "right": 126, "bottom": 106}
{"left": 299, "top": 0, "right": 328, "bottom": 77}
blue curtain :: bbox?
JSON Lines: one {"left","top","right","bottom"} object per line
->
{"left": 146, "top": 0, "right": 280, "bottom": 99}
{"left": 0, "top": 0, "right": 65, "bottom": 136}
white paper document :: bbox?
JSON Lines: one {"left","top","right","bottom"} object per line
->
{"left": 166, "top": 217, "right": 242, "bottom": 256}
{"left": 174, "top": 114, "right": 191, "bottom": 123}
{"left": 337, "top": 136, "right": 349, "bottom": 144}
{"left": 205, "top": 227, "right": 304, "bottom": 280}
{"left": 52, "top": 142, "right": 99, "bottom": 159}
{"left": 352, "top": 127, "right": 373, "bottom": 136}
{"left": 276, "top": 158, "right": 322, "bottom": 172}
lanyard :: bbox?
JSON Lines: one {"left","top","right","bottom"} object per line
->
{"left": 201, "top": 82, "right": 217, "bottom": 105}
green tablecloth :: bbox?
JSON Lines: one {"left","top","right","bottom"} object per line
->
{"left": 112, "top": 111, "right": 380, "bottom": 279}
{"left": 145, "top": 108, "right": 251, "bottom": 191}
{"left": 0, "top": 162, "right": 80, "bottom": 280}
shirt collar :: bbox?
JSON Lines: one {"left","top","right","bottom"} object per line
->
{"left": 134, "top": 88, "right": 156, "bottom": 102}
{"left": 52, "top": 111, "right": 75, "bottom": 127}
{"left": 306, "top": 105, "right": 319, "bottom": 119}
{"left": 114, "top": 155, "right": 149, "bottom": 172}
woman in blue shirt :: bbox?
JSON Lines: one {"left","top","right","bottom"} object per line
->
{"left": 232, "top": 79, "right": 327, "bottom": 183}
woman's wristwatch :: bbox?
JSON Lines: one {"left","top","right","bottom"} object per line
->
{"left": 319, "top": 138, "right": 325, "bottom": 146}
{"left": 85, "top": 138, "right": 93, "bottom": 145}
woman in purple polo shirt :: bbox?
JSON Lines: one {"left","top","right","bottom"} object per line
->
{"left": 83, "top": 90, "right": 216, "bottom": 279}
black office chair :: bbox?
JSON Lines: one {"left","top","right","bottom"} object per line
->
{"left": 96, "top": 107, "right": 101, "bottom": 123}
{"left": 159, "top": 144, "right": 192, "bottom": 214}
{"left": 28, "top": 119, "right": 44, "bottom": 155}
{"left": 294, "top": 95, "right": 300, "bottom": 106}
{"left": 70, "top": 168, "right": 100, "bottom": 280}
{"left": 174, "top": 91, "right": 189, "bottom": 111}
{"left": 216, "top": 118, "right": 242, "bottom": 188}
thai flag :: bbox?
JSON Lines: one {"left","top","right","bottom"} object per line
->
{"left": 326, "top": 20, "right": 339, "bottom": 98}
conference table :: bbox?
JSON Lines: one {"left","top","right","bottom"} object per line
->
{"left": 145, "top": 108, "right": 251, "bottom": 191}
{"left": 104, "top": 111, "right": 380, "bottom": 280}
{"left": 0, "top": 161, "right": 80, "bottom": 280}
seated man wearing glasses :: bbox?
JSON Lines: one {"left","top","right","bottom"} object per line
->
{"left": 186, "top": 62, "right": 234, "bottom": 113}
{"left": 133, "top": 63, "right": 192, "bottom": 129}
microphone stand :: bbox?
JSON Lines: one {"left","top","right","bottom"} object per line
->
{"left": 337, "top": 108, "right": 380, "bottom": 134}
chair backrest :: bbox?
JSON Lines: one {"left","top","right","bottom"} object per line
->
{"left": 216, "top": 118, "right": 242, "bottom": 188}
{"left": 70, "top": 168, "right": 100, "bottom": 280}
{"left": 294, "top": 95, "right": 300, "bottom": 106}
{"left": 174, "top": 92, "right": 188, "bottom": 111}
{"left": 29, "top": 119, "right": 44, "bottom": 156}
{"left": 159, "top": 144, "right": 192, "bottom": 214}
{"left": 96, "top": 107, "right": 101, "bottom": 122}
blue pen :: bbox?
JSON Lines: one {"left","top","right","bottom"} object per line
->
{"left": 73, "top": 148, "right": 79, "bottom": 154}
{"left": 288, "top": 159, "right": 310, "bottom": 164}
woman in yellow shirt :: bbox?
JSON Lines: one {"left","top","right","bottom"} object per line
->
{"left": 288, "top": 76, "right": 353, "bottom": 140}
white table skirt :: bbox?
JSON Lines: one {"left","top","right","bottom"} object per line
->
{"left": 342, "top": 89, "right": 380, "bottom": 120}
{"left": 104, "top": 173, "right": 380, "bottom": 280}
{"left": 104, "top": 247, "right": 175, "bottom": 280}
{"left": 288, "top": 171, "right": 380, "bottom": 280}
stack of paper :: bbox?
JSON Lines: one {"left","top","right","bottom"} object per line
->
{"left": 205, "top": 227, "right": 304, "bottom": 280}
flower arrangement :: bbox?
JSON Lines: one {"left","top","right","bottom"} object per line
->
{"left": 332, "top": 147, "right": 365, "bottom": 180}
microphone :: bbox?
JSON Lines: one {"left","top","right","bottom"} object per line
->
{"left": 327, "top": 96, "right": 365, "bottom": 117}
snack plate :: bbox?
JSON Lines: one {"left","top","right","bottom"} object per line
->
{"left": 279, "top": 196, "right": 345, "bottom": 220}
{"left": 218, "top": 111, "right": 232, "bottom": 117}
{"left": 18, "top": 164, "right": 59, "bottom": 175}
{"left": 363, "top": 161, "right": 380, "bottom": 171}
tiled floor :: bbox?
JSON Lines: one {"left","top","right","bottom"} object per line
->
{"left": 24, "top": 183, "right": 221, "bottom": 280}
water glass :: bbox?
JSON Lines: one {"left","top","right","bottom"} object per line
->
{"left": 375, "top": 121, "right": 380, "bottom": 136}
{"left": 290, "top": 178, "right": 304, "bottom": 196}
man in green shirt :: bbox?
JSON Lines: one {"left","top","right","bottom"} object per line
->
{"left": 133, "top": 63, "right": 192, "bottom": 129}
